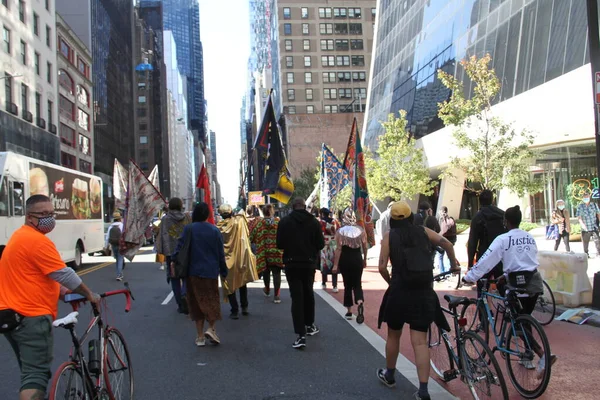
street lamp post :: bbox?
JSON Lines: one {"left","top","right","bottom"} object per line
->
{"left": 586, "top": 0, "right": 600, "bottom": 174}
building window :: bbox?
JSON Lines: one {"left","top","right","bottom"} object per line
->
{"left": 77, "top": 85, "right": 89, "bottom": 106}
{"left": 338, "top": 71, "right": 351, "bottom": 82}
{"left": 288, "top": 106, "right": 296, "bottom": 114}
{"left": 47, "top": 62, "right": 52, "bottom": 83}
{"left": 287, "top": 72, "right": 294, "bottom": 83}
{"left": 333, "top": 8, "right": 347, "bottom": 18}
{"left": 137, "top": 108, "right": 146, "bottom": 117}
{"left": 324, "top": 88, "right": 337, "bottom": 100}
{"left": 351, "top": 55, "right": 365, "bottom": 66}
{"left": 287, "top": 89, "right": 295, "bottom": 101}
{"left": 349, "top": 8, "right": 361, "bottom": 18}
{"left": 35, "top": 92, "right": 41, "bottom": 119}
{"left": 306, "top": 105, "right": 314, "bottom": 114}
{"left": 371, "top": 8, "right": 376, "bottom": 19}
{"left": 34, "top": 52, "right": 40, "bottom": 74}
{"left": 320, "top": 39, "right": 334, "bottom": 50}
{"left": 58, "top": 70, "right": 74, "bottom": 95}
{"left": 319, "top": 7, "right": 332, "bottom": 18}
{"left": 339, "top": 88, "right": 352, "bottom": 99}
{"left": 21, "top": 83, "right": 28, "bottom": 112}
{"left": 301, "top": 7, "right": 308, "bottom": 19}
{"left": 138, "top": 96, "right": 146, "bottom": 103}
{"left": 322, "top": 72, "right": 336, "bottom": 83}
{"left": 303, "top": 39, "right": 310, "bottom": 50}
{"left": 334, "top": 23, "right": 348, "bottom": 34}
{"left": 61, "top": 152, "right": 76, "bottom": 168}
{"left": 77, "top": 58, "right": 89, "bottom": 78}
{"left": 46, "top": 25, "right": 51, "bottom": 48}
{"left": 3, "top": 26, "right": 10, "bottom": 54}
{"left": 4, "top": 73, "right": 12, "bottom": 104}
{"left": 319, "top": 23, "right": 333, "bottom": 35}
{"left": 283, "top": 7, "right": 291, "bottom": 19}
{"left": 336, "top": 55, "right": 350, "bottom": 66}
{"left": 48, "top": 100, "right": 53, "bottom": 126}
{"left": 139, "top": 123, "right": 147, "bottom": 130}
{"left": 59, "top": 37, "right": 73, "bottom": 61}
{"left": 354, "top": 88, "right": 367, "bottom": 99}
{"left": 46, "top": 0, "right": 50, "bottom": 11}
{"left": 59, "top": 95, "right": 74, "bottom": 121}
{"left": 306, "top": 89, "right": 313, "bottom": 100}
{"left": 350, "top": 39, "right": 363, "bottom": 50}
{"left": 77, "top": 108, "right": 89, "bottom": 131}
{"left": 79, "top": 134, "right": 90, "bottom": 155}
{"left": 324, "top": 105, "right": 338, "bottom": 113}
{"left": 33, "top": 12, "right": 39, "bottom": 35}
{"left": 140, "top": 136, "right": 148, "bottom": 144}
{"left": 352, "top": 71, "right": 366, "bottom": 82}
{"left": 284, "top": 23, "right": 291, "bottom": 35}
{"left": 79, "top": 160, "right": 92, "bottom": 173}
{"left": 304, "top": 72, "right": 312, "bottom": 83}
{"left": 285, "top": 39, "right": 292, "bottom": 51}
{"left": 336, "top": 39, "right": 349, "bottom": 51}
{"left": 18, "top": 1, "right": 25, "bottom": 23}
{"left": 60, "top": 124, "right": 75, "bottom": 147}
{"left": 304, "top": 56, "right": 311, "bottom": 67}
{"left": 20, "top": 40, "right": 26, "bottom": 64}
{"left": 349, "top": 23, "right": 362, "bottom": 35}
{"left": 286, "top": 56, "right": 293, "bottom": 68}
{"left": 321, "top": 55, "right": 335, "bottom": 67}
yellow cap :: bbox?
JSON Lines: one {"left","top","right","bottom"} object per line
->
{"left": 112, "top": 211, "right": 122, "bottom": 219}
{"left": 218, "top": 204, "right": 233, "bottom": 215}
{"left": 391, "top": 201, "right": 412, "bottom": 220}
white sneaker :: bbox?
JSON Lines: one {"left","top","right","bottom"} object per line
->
{"left": 519, "top": 359, "right": 535, "bottom": 370}
{"left": 536, "top": 354, "right": 557, "bottom": 379}
{"left": 159, "top": 265, "right": 165, "bottom": 270}
{"left": 195, "top": 337, "right": 205, "bottom": 347}
{"left": 332, "top": 287, "right": 339, "bottom": 293}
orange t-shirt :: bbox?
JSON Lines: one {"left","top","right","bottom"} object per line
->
{"left": 0, "top": 225, "right": 66, "bottom": 319}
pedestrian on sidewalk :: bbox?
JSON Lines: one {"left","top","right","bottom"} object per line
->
{"left": 437, "top": 206, "right": 457, "bottom": 273}
{"left": 377, "top": 201, "right": 394, "bottom": 243}
{"left": 174, "top": 202, "right": 228, "bottom": 347}
{"left": 106, "top": 211, "right": 125, "bottom": 281}
{"left": 156, "top": 198, "right": 192, "bottom": 314}
{"left": 1, "top": 195, "right": 100, "bottom": 400}
{"left": 250, "top": 204, "right": 284, "bottom": 304}
{"left": 332, "top": 208, "right": 368, "bottom": 323}
{"left": 377, "top": 201, "right": 459, "bottom": 400}
{"left": 576, "top": 192, "right": 600, "bottom": 258}
{"left": 217, "top": 204, "right": 258, "bottom": 319}
{"left": 320, "top": 208, "right": 340, "bottom": 292}
{"left": 277, "top": 197, "right": 325, "bottom": 349}
{"left": 551, "top": 199, "right": 571, "bottom": 252}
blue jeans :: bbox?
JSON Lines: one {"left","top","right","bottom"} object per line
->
{"left": 111, "top": 245, "right": 124, "bottom": 276}
{"left": 166, "top": 256, "right": 186, "bottom": 307}
{"left": 438, "top": 250, "right": 448, "bottom": 274}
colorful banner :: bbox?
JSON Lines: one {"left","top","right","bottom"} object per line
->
{"left": 148, "top": 165, "right": 160, "bottom": 193}
{"left": 322, "top": 143, "right": 349, "bottom": 203}
{"left": 196, "top": 164, "right": 215, "bottom": 225}
{"left": 113, "top": 159, "right": 128, "bottom": 210}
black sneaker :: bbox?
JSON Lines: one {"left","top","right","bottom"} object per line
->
{"left": 413, "top": 391, "right": 431, "bottom": 400}
{"left": 292, "top": 336, "right": 306, "bottom": 349}
{"left": 377, "top": 368, "right": 396, "bottom": 388}
{"left": 230, "top": 312, "right": 239, "bottom": 320}
{"left": 241, "top": 308, "right": 249, "bottom": 316}
{"left": 345, "top": 312, "right": 353, "bottom": 320}
{"left": 356, "top": 303, "right": 364, "bottom": 324}
{"left": 306, "top": 324, "right": 320, "bottom": 336}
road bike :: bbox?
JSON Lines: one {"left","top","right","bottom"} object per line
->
{"left": 49, "top": 283, "right": 135, "bottom": 400}
{"left": 429, "top": 271, "right": 509, "bottom": 399}
{"left": 532, "top": 280, "right": 556, "bottom": 326}
{"left": 460, "top": 279, "right": 553, "bottom": 398}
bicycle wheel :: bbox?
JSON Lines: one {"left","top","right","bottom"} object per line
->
{"left": 532, "top": 281, "right": 556, "bottom": 326}
{"left": 428, "top": 322, "right": 454, "bottom": 381}
{"left": 103, "top": 328, "right": 134, "bottom": 400}
{"left": 49, "top": 361, "right": 91, "bottom": 400}
{"left": 460, "top": 331, "right": 509, "bottom": 399}
{"left": 460, "top": 300, "right": 489, "bottom": 344}
{"left": 504, "top": 315, "right": 552, "bottom": 398}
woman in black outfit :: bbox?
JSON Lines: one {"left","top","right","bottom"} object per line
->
{"left": 376, "top": 201, "right": 459, "bottom": 400}
{"left": 332, "top": 208, "right": 368, "bottom": 323}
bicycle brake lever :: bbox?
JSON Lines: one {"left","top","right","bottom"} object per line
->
{"left": 124, "top": 282, "right": 135, "bottom": 300}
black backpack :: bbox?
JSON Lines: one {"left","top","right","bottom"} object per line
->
{"left": 390, "top": 227, "right": 434, "bottom": 286}
{"left": 479, "top": 214, "right": 506, "bottom": 254}
{"left": 108, "top": 225, "right": 122, "bottom": 246}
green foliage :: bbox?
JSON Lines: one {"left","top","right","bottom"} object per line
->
{"left": 366, "top": 111, "right": 436, "bottom": 201}
{"left": 570, "top": 223, "right": 582, "bottom": 236}
{"left": 437, "top": 54, "right": 544, "bottom": 197}
{"left": 456, "top": 221, "right": 470, "bottom": 235}
{"left": 292, "top": 167, "right": 319, "bottom": 206}
{"left": 519, "top": 222, "right": 539, "bottom": 232}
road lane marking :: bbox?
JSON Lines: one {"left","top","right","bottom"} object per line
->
{"left": 161, "top": 291, "right": 174, "bottom": 305}
{"left": 77, "top": 261, "right": 113, "bottom": 276}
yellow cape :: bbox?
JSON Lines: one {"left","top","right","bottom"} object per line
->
{"left": 217, "top": 214, "right": 258, "bottom": 300}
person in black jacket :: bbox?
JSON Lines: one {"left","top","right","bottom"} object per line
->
{"left": 277, "top": 197, "right": 325, "bottom": 349}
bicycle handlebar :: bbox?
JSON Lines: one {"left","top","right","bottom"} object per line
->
{"left": 433, "top": 268, "right": 460, "bottom": 282}
{"left": 64, "top": 283, "right": 135, "bottom": 314}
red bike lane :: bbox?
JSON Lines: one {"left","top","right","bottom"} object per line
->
{"left": 317, "top": 267, "right": 600, "bottom": 399}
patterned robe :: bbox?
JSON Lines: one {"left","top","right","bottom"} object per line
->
{"left": 320, "top": 219, "right": 339, "bottom": 274}
{"left": 250, "top": 217, "right": 283, "bottom": 276}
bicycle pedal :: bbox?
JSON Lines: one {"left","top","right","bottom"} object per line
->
{"left": 442, "top": 369, "right": 459, "bottom": 382}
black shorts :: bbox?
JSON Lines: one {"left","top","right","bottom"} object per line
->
{"left": 386, "top": 319, "right": 429, "bottom": 333}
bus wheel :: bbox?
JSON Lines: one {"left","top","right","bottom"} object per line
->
{"left": 69, "top": 243, "right": 83, "bottom": 270}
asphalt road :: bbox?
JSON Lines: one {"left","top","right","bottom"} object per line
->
{"left": 0, "top": 252, "right": 453, "bottom": 400}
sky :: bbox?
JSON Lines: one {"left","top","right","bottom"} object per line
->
{"left": 198, "top": 0, "right": 250, "bottom": 205}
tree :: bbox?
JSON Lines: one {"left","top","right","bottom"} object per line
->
{"left": 292, "top": 167, "right": 319, "bottom": 202}
{"left": 366, "top": 111, "right": 435, "bottom": 201}
{"left": 437, "top": 54, "right": 543, "bottom": 196}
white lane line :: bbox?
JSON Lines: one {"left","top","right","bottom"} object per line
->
{"left": 161, "top": 291, "right": 174, "bottom": 305}
{"left": 314, "top": 288, "right": 456, "bottom": 400}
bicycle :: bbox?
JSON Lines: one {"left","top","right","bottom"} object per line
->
{"left": 532, "top": 280, "right": 555, "bottom": 326}
{"left": 428, "top": 271, "right": 509, "bottom": 399}
{"left": 460, "top": 278, "right": 553, "bottom": 399}
{"left": 49, "top": 283, "right": 135, "bottom": 400}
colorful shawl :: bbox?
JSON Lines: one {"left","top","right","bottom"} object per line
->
{"left": 250, "top": 217, "right": 283, "bottom": 275}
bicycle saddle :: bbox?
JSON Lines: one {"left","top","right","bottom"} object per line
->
{"left": 53, "top": 312, "right": 79, "bottom": 328}
{"left": 444, "top": 295, "right": 471, "bottom": 309}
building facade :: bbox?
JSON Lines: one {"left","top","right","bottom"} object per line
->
{"left": 364, "top": 0, "right": 595, "bottom": 223}
{"left": 56, "top": 13, "right": 94, "bottom": 173}
{"left": 0, "top": 0, "right": 59, "bottom": 163}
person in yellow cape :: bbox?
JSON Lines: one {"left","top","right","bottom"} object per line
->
{"left": 217, "top": 204, "right": 258, "bottom": 319}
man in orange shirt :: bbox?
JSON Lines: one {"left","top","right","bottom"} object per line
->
{"left": 0, "top": 195, "right": 99, "bottom": 400}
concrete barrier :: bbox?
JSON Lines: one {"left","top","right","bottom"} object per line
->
{"left": 538, "top": 251, "right": 592, "bottom": 307}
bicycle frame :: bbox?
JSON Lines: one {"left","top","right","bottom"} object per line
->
{"left": 437, "top": 306, "right": 465, "bottom": 370}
